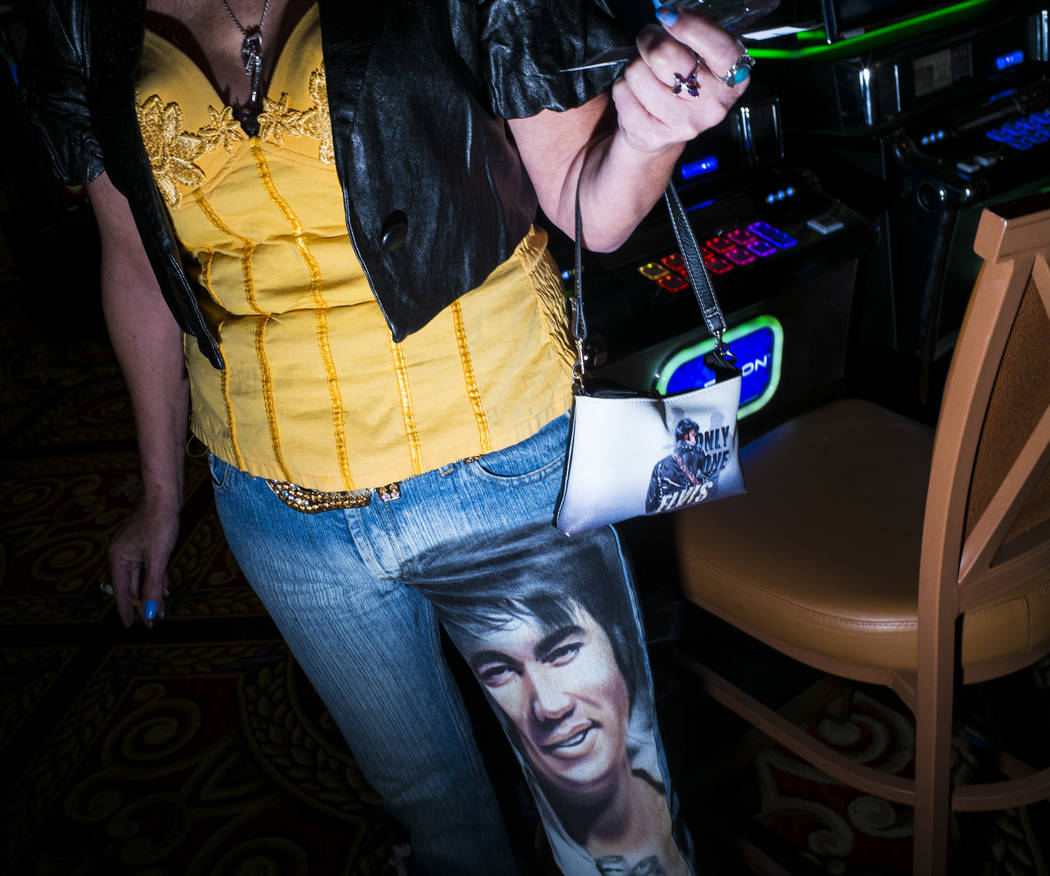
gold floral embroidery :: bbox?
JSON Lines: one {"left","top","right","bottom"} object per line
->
{"left": 199, "top": 105, "right": 246, "bottom": 154}
{"left": 260, "top": 66, "right": 334, "bottom": 164}
{"left": 136, "top": 64, "right": 335, "bottom": 203}
{"left": 257, "top": 93, "right": 302, "bottom": 147}
{"left": 137, "top": 95, "right": 206, "bottom": 207}
{"left": 298, "top": 67, "right": 334, "bottom": 165}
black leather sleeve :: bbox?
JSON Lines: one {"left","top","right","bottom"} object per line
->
{"left": 477, "top": 0, "right": 626, "bottom": 119}
{"left": 21, "top": 0, "right": 105, "bottom": 186}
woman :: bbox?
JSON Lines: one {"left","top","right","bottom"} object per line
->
{"left": 23, "top": 0, "right": 749, "bottom": 872}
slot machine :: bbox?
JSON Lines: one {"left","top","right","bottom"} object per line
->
{"left": 751, "top": 0, "right": 1050, "bottom": 412}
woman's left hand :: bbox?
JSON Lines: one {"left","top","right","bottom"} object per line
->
{"left": 509, "top": 5, "right": 755, "bottom": 251}
{"left": 612, "top": 6, "right": 752, "bottom": 155}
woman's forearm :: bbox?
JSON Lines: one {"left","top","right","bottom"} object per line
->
{"left": 102, "top": 273, "right": 190, "bottom": 511}
{"left": 574, "top": 127, "right": 684, "bottom": 252}
{"left": 91, "top": 173, "right": 189, "bottom": 511}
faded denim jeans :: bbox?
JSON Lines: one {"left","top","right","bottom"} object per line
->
{"left": 210, "top": 413, "right": 692, "bottom": 876}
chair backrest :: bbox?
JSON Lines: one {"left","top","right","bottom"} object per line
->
{"left": 921, "top": 192, "right": 1050, "bottom": 630}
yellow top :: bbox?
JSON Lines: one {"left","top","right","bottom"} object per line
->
{"left": 135, "top": 7, "right": 574, "bottom": 490}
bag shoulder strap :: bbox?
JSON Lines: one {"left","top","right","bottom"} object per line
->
{"left": 571, "top": 179, "right": 731, "bottom": 383}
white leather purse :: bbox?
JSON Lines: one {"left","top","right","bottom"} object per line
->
{"left": 554, "top": 183, "right": 746, "bottom": 535}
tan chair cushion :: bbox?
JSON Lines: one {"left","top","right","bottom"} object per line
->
{"left": 674, "top": 400, "right": 1050, "bottom": 677}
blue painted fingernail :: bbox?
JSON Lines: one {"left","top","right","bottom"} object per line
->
{"left": 144, "top": 600, "right": 158, "bottom": 621}
{"left": 656, "top": 7, "right": 678, "bottom": 25}
{"left": 655, "top": 6, "right": 678, "bottom": 25}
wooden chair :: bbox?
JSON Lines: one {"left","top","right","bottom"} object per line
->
{"left": 672, "top": 192, "right": 1050, "bottom": 875}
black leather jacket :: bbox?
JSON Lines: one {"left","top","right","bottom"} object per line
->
{"left": 645, "top": 439, "right": 711, "bottom": 514}
{"left": 22, "top": 0, "right": 621, "bottom": 368}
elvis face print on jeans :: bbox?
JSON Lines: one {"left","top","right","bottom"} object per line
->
{"left": 403, "top": 523, "right": 693, "bottom": 876}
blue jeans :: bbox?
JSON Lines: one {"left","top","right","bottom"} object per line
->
{"left": 210, "top": 414, "right": 691, "bottom": 876}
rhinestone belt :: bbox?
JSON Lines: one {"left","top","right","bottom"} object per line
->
{"left": 267, "top": 479, "right": 402, "bottom": 513}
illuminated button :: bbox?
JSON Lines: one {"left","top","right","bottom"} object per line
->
{"left": 638, "top": 262, "right": 670, "bottom": 281}
{"left": 746, "top": 238, "right": 777, "bottom": 257}
{"left": 661, "top": 253, "right": 686, "bottom": 272}
{"left": 658, "top": 273, "right": 690, "bottom": 292}
{"left": 995, "top": 50, "right": 1024, "bottom": 71}
{"left": 728, "top": 228, "right": 758, "bottom": 246}
{"left": 725, "top": 246, "right": 756, "bottom": 266}
{"left": 748, "top": 221, "right": 797, "bottom": 249}
{"left": 703, "top": 253, "right": 734, "bottom": 274}
{"left": 705, "top": 236, "right": 734, "bottom": 254}
{"left": 974, "top": 154, "right": 997, "bottom": 167}
{"left": 987, "top": 129, "right": 1010, "bottom": 143}
{"left": 807, "top": 214, "right": 844, "bottom": 234}
{"left": 957, "top": 160, "right": 981, "bottom": 173}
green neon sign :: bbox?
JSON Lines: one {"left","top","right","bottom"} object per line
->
{"left": 749, "top": 0, "right": 998, "bottom": 61}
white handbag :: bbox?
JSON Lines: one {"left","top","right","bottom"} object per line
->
{"left": 554, "top": 183, "right": 746, "bottom": 535}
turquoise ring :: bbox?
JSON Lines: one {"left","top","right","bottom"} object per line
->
{"left": 717, "top": 52, "right": 755, "bottom": 87}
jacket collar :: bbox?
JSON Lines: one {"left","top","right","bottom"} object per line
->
{"left": 316, "top": 0, "right": 385, "bottom": 144}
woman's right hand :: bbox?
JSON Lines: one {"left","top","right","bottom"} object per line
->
{"left": 108, "top": 500, "right": 180, "bottom": 628}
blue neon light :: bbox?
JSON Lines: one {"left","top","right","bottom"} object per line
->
{"left": 995, "top": 50, "right": 1024, "bottom": 71}
{"left": 680, "top": 156, "right": 720, "bottom": 180}
{"left": 663, "top": 322, "right": 779, "bottom": 412}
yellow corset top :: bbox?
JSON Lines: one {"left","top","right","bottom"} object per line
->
{"left": 136, "top": 6, "right": 574, "bottom": 490}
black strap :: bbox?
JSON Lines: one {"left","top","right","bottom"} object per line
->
{"left": 664, "top": 183, "right": 727, "bottom": 338}
{"left": 573, "top": 181, "right": 588, "bottom": 349}
{"left": 572, "top": 180, "right": 728, "bottom": 360}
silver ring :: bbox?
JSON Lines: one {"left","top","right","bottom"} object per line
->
{"left": 717, "top": 51, "right": 754, "bottom": 87}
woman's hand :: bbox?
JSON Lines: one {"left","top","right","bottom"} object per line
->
{"left": 510, "top": 5, "right": 754, "bottom": 251}
{"left": 613, "top": 6, "right": 752, "bottom": 155}
{"left": 108, "top": 500, "right": 180, "bottom": 628}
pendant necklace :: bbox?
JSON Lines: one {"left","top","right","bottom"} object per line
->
{"left": 219, "top": 0, "right": 273, "bottom": 131}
